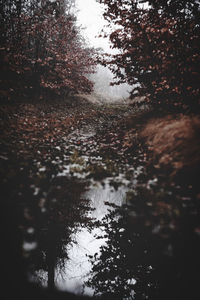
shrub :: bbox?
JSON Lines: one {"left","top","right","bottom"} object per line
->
{"left": 100, "top": 0, "right": 200, "bottom": 111}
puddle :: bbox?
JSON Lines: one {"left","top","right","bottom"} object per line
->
{"left": 28, "top": 173, "right": 129, "bottom": 295}
{"left": 56, "top": 184, "right": 127, "bottom": 295}
{"left": 21, "top": 121, "right": 149, "bottom": 298}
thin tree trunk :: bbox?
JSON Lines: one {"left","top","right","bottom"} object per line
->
{"left": 46, "top": 223, "right": 57, "bottom": 290}
{"left": 47, "top": 250, "right": 55, "bottom": 290}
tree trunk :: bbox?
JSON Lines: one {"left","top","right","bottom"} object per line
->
{"left": 47, "top": 250, "right": 55, "bottom": 290}
{"left": 46, "top": 223, "right": 57, "bottom": 290}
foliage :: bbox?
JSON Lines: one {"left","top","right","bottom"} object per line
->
{"left": 0, "top": 0, "right": 96, "bottom": 101}
{"left": 99, "top": 0, "right": 200, "bottom": 110}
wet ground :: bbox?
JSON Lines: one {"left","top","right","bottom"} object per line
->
{"left": 0, "top": 96, "right": 200, "bottom": 300}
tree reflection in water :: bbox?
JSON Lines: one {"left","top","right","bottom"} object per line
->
{"left": 22, "top": 176, "right": 93, "bottom": 290}
{"left": 86, "top": 181, "right": 200, "bottom": 300}
{"left": 86, "top": 204, "right": 157, "bottom": 299}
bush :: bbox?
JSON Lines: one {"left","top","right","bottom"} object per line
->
{"left": 0, "top": 0, "right": 96, "bottom": 101}
{"left": 100, "top": 0, "right": 200, "bottom": 111}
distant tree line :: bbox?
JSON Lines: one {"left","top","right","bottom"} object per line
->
{"left": 99, "top": 0, "right": 200, "bottom": 111}
{"left": 0, "top": 0, "right": 96, "bottom": 101}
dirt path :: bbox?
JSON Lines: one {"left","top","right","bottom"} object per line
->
{"left": 1, "top": 95, "right": 200, "bottom": 299}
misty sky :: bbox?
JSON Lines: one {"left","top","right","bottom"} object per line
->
{"left": 76, "top": 0, "right": 112, "bottom": 52}
{"left": 75, "top": 0, "right": 132, "bottom": 101}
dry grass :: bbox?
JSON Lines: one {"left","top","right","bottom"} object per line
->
{"left": 141, "top": 114, "right": 200, "bottom": 177}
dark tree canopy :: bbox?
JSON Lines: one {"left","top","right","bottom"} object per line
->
{"left": 0, "top": 0, "right": 96, "bottom": 101}
{"left": 99, "top": 0, "right": 200, "bottom": 110}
